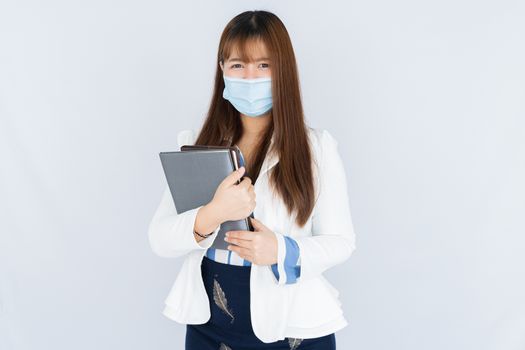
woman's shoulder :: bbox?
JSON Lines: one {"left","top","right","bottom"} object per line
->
{"left": 306, "top": 126, "right": 338, "bottom": 155}
{"left": 176, "top": 128, "right": 197, "bottom": 148}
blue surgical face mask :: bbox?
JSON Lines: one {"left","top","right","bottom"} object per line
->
{"left": 222, "top": 74, "right": 273, "bottom": 117}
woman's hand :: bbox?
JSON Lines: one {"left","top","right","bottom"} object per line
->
{"left": 224, "top": 217, "right": 278, "bottom": 265}
{"left": 209, "top": 166, "right": 256, "bottom": 222}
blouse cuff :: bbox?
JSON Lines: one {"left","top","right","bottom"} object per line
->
{"left": 270, "top": 234, "right": 301, "bottom": 284}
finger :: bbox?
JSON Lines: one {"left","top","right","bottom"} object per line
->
{"left": 225, "top": 236, "right": 252, "bottom": 248}
{"left": 237, "top": 176, "right": 252, "bottom": 189}
{"left": 250, "top": 217, "right": 265, "bottom": 231}
{"left": 223, "top": 166, "right": 246, "bottom": 187}
{"left": 227, "top": 230, "right": 254, "bottom": 240}
{"left": 228, "top": 245, "right": 253, "bottom": 260}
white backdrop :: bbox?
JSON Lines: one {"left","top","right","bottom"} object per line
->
{"left": 1, "top": 1, "right": 524, "bottom": 349}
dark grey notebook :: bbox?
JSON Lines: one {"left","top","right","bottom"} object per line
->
{"left": 159, "top": 148, "right": 254, "bottom": 250}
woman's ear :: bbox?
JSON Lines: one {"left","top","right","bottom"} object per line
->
{"left": 219, "top": 60, "right": 224, "bottom": 72}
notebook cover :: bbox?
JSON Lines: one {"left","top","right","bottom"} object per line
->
{"left": 159, "top": 146, "right": 254, "bottom": 250}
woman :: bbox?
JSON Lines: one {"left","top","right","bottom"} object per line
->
{"left": 148, "top": 10, "right": 356, "bottom": 350}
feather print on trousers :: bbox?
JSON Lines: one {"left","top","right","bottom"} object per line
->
{"left": 213, "top": 278, "right": 235, "bottom": 323}
{"left": 288, "top": 337, "right": 303, "bottom": 350}
{"left": 218, "top": 342, "right": 232, "bottom": 350}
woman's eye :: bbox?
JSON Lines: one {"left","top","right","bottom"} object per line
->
{"left": 229, "top": 63, "right": 269, "bottom": 69}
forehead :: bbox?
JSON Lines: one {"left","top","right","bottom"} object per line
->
{"left": 225, "top": 38, "right": 270, "bottom": 62}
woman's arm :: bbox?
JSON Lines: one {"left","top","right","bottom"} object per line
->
{"left": 194, "top": 202, "right": 223, "bottom": 242}
{"left": 148, "top": 185, "right": 221, "bottom": 258}
{"left": 292, "top": 129, "right": 357, "bottom": 283}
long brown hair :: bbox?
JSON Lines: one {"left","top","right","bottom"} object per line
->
{"left": 195, "top": 10, "right": 315, "bottom": 228}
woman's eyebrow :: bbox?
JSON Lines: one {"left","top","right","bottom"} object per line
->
{"left": 228, "top": 57, "right": 270, "bottom": 62}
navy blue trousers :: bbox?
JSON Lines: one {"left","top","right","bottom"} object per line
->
{"left": 185, "top": 255, "right": 336, "bottom": 350}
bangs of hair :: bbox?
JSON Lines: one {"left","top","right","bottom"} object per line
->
{"left": 221, "top": 32, "right": 271, "bottom": 64}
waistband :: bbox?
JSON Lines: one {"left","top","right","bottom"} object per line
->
{"left": 201, "top": 255, "right": 251, "bottom": 280}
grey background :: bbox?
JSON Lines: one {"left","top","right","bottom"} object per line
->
{"left": 1, "top": 0, "right": 524, "bottom": 349}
